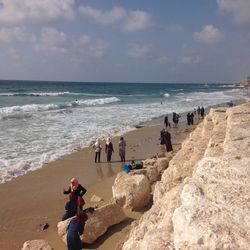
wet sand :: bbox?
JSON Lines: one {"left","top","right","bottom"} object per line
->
{"left": 0, "top": 115, "right": 196, "bottom": 250}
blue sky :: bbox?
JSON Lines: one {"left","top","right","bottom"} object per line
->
{"left": 0, "top": 0, "right": 249, "bottom": 83}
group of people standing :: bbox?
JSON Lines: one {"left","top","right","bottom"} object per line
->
{"left": 93, "top": 137, "right": 127, "bottom": 163}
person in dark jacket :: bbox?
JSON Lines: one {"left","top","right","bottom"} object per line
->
{"left": 164, "top": 115, "right": 171, "bottom": 128}
{"left": 105, "top": 138, "right": 114, "bottom": 162}
{"left": 67, "top": 212, "right": 88, "bottom": 250}
{"left": 201, "top": 106, "right": 205, "bottom": 119}
{"left": 62, "top": 178, "right": 87, "bottom": 221}
{"left": 165, "top": 129, "right": 173, "bottom": 152}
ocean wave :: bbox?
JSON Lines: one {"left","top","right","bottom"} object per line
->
{"left": 0, "top": 97, "right": 120, "bottom": 119}
{"left": 0, "top": 91, "right": 72, "bottom": 97}
{"left": 164, "top": 93, "right": 170, "bottom": 98}
{"left": 76, "top": 97, "right": 120, "bottom": 106}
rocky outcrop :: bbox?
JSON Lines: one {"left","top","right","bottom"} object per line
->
{"left": 121, "top": 103, "right": 250, "bottom": 250}
{"left": 112, "top": 155, "right": 172, "bottom": 210}
{"left": 58, "top": 203, "right": 126, "bottom": 244}
{"left": 112, "top": 172, "right": 151, "bottom": 209}
{"left": 21, "top": 240, "right": 53, "bottom": 250}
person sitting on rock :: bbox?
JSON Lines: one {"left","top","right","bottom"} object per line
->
{"left": 67, "top": 211, "right": 88, "bottom": 250}
{"left": 62, "top": 178, "right": 87, "bottom": 221}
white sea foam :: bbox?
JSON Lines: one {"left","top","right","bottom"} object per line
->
{"left": 76, "top": 97, "right": 120, "bottom": 106}
{"left": 164, "top": 93, "right": 170, "bottom": 97}
{"left": 0, "top": 91, "right": 71, "bottom": 96}
{"left": 0, "top": 88, "right": 246, "bottom": 184}
{"left": 0, "top": 97, "right": 121, "bottom": 120}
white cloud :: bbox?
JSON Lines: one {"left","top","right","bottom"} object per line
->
{"left": 0, "top": 27, "right": 26, "bottom": 42}
{"left": 34, "top": 27, "right": 71, "bottom": 54}
{"left": 217, "top": 0, "right": 250, "bottom": 24}
{"left": 79, "top": 6, "right": 126, "bottom": 25}
{"left": 155, "top": 56, "right": 169, "bottom": 64}
{"left": 88, "top": 40, "right": 109, "bottom": 58}
{"left": 79, "top": 5, "right": 151, "bottom": 31}
{"left": 128, "top": 44, "right": 151, "bottom": 58}
{"left": 79, "top": 35, "right": 90, "bottom": 45}
{"left": 166, "top": 24, "right": 184, "bottom": 33}
{"left": 193, "top": 25, "right": 224, "bottom": 44}
{"left": 7, "top": 48, "right": 20, "bottom": 61}
{"left": 122, "top": 10, "right": 152, "bottom": 31}
{"left": 179, "top": 55, "right": 201, "bottom": 64}
{"left": 0, "top": 0, "right": 75, "bottom": 23}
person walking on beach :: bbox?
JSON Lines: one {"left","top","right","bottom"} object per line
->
{"left": 93, "top": 139, "right": 102, "bottom": 163}
{"left": 160, "top": 128, "right": 166, "bottom": 152}
{"left": 164, "top": 115, "right": 171, "bottom": 128}
{"left": 105, "top": 138, "right": 114, "bottom": 162}
{"left": 201, "top": 106, "right": 205, "bottom": 119}
{"left": 118, "top": 137, "right": 126, "bottom": 162}
{"left": 197, "top": 106, "right": 201, "bottom": 119}
{"left": 62, "top": 178, "right": 87, "bottom": 220}
{"left": 165, "top": 129, "right": 173, "bottom": 152}
{"left": 173, "top": 112, "right": 180, "bottom": 128}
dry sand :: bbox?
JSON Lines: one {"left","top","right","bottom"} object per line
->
{"left": 0, "top": 116, "right": 196, "bottom": 250}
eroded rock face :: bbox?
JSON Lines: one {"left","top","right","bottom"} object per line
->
{"left": 112, "top": 172, "right": 151, "bottom": 209}
{"left": 58, "top": 203, "right": 126, "bottom": 245}
{"left": 173, "top": 157, "right": 250, "bottom": 250}
{"left": 121, "top": 102, "right": 250, "bottom": 250}
{"left": 21, "top": 240, "right": 53, "bottom": 250}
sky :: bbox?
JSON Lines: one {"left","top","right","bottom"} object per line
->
{"left": 0, "top": 0, "right": 250, "bottom": 83}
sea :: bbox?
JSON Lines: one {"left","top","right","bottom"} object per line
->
{"left": 0, "top": 80, "right": 247, "bottom": 184}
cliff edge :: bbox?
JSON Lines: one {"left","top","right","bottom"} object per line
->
{"left": 121, "top": 102, "right": 250, "bottom": 250}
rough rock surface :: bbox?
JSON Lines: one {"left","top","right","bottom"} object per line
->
{"left": 112, "top": 172, "right": 151, "bottom": 209}
{"left": 21, "top": 240, "right": 53, "bottom": 250}
{"left": 58, "top": 203, "right": 126, "bottom": 244}
{"left": 121, "top": 103, "right": 250, "bottom": 250}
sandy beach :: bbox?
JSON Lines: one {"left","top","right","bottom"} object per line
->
{"left": 0, "top": 112, "right": 196, "bottom": 250}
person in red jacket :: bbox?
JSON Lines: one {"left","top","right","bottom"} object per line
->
{"left": 62, "top": 178, "right": 87, "bottom": 221}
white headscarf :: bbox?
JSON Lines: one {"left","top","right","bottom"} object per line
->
{"left": 106, "top": 138, "right": 110, "bottom": 145}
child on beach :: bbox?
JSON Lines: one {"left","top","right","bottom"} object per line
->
{"left": 62, "top": 178, "right": 87, "bottom": 221}
{"left": 105, "top": 138, "right": 114, "bottom": 162}
{"left": 93, "top": 139, "right": 102, "bottom": 163}
{"left": 118, "top": 137, "right": 126, "bottom": 162}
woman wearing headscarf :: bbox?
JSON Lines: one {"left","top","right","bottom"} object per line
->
{"left": 105, "top": 138, "right": 114, "bottom": 162}
{"left": 62, "top": 178, "right": 87, "bottom": 220}
{"left": 67, "top": 211, "right": 88, "bottom": 250}
{"left": 93, "top": 139, "right": 102, "bottom": 163}
{"left": 118, "top": 137, "right": 126, "bottom": 162}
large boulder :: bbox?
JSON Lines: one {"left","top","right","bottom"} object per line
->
{"left": 112, "top": 172, "right": 151, "bottom": 209}
{"left": 58, "top": 203, "right": 126, "bottom": 244}
{"left": 21, "top": 240, "right": 53, "bottom": 250}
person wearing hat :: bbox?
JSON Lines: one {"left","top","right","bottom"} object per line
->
{"left": 105, "top": 138, "right": 114, "bottom": 162}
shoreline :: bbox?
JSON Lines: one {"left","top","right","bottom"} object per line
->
{"left": 0, "top": 111, "right": 194, "bottom": 250}
{"left": 0, "top": 101, "right": 245, "bottom": 249}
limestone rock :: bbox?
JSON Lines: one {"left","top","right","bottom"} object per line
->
{"left": 58, "top": 203, "right": 126, "bottom": 245}
{"left": 90, "top": 194, "right": 103, "bottom": 203}
{"left": 112, "top": 172, "right": 151, "bottom": 209}
{"left": 122, "top": 103, "right": 250, "bottom": 250}
{"left": 21, "top": 240, "right": 53, "bottom": 250}
{"left": 155, "top": 157, "right": 170, "bottom": 172}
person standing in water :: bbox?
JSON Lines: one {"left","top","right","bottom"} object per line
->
{"left": 118, "top": 137, "right": 126, "bottom": 162}
{"left": 93, "top": 139, "right": 102, "bottom": 163}
{"left": 105, "top": 138, "right": 114, "bottom": 162}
